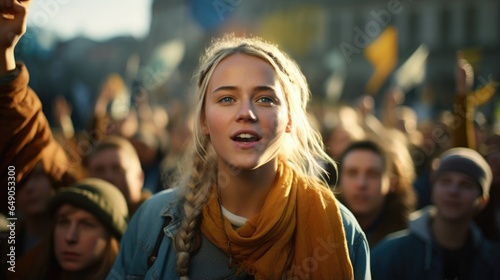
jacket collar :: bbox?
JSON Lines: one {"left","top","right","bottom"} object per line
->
{"left": 409, "top": 205, "right": 485, "bottom": 248}
{"left": 159, "top": 188, "right": 183, "bottom": 238}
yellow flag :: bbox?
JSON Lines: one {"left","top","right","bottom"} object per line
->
{"left": 468, "top": 80, "right": 497, "bottom": 107}
{"left": 364, "top": 26, "right": 398, "bottom": 95}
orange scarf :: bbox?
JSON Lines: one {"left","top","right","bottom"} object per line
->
{"left": 201, "top": 159, "right": 353, "bottom": 279}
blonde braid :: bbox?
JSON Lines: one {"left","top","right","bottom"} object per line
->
{"left": 175, "top": 137, "right": 214, "bottom": 277}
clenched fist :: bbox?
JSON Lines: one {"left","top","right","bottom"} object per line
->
{"left": 0, "top": 0, "right": 31, "bottom": 74}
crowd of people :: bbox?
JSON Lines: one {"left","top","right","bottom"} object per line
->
{"left": 1, "top": 0, "right": 499, "bottom": 279}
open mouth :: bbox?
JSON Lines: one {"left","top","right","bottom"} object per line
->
{"left": 232, "top": 133, "right": 261, "bottom": 142}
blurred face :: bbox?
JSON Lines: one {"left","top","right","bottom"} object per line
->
{"left": 88, "top": 147, "right": 143, "bottom": 204}
{"left": 202, "top": 54, "right": 291, "bottom": 170}
{"left": 54, "top": 204, "right": 109, "bottom": 272}
{"left": 170, "top": 123, "right": 192, "bottom": 154}
{"left": 432, "top": 172, "right": 484, "bottom": 222}
{"left": 339, "top": 149, "right": 391, "bottom": 217}
{"left": 327, "top": 128, "right": 353, "bottom": 158}
{"left": 130, "top": 139, "right": 157, "bottom": 167}
{"left": 17, "top": 167, "right": 55, "bottom": 217}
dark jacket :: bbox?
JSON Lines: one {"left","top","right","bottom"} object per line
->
{"left": 371, "top": 206, "right": 500, "bottom": 280}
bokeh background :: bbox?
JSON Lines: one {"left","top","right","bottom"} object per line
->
{"left": 18, "top": 0, "right": 500, "bottom": 132}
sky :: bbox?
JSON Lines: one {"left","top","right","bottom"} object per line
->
{"left": 27, "top": 0, "right": 153, "bottom": 41}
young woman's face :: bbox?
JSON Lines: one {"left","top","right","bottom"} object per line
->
{"left": 54, "top": 204, "right": 109, "bottom": 272}
{"left": 203, "top": 53, "right": 291, "bottom": 171}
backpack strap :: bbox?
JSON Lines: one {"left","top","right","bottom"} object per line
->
{"left": 147, "top": 216, "right": 172, "bottom": 268}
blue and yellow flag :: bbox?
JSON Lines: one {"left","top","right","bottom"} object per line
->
{"left": 364, "top": 26, "right": 398, "bottom": 95}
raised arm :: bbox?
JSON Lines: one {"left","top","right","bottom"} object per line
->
{"left": 0, "top": 0, "right": 76, "bottom": 215}
{"left": 0, "top": 0, "right": 31, "bottom": 75}
{"left": 453, "top": 52, "right": 475, "bottom": 149}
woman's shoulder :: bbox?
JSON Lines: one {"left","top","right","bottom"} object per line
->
{"left": 146, "top": 187, "right": 180, "bottom": 205}
{"left": 336, "top": 200, "right": 365, "bottom": 239}
{"left": 303, "top": 181, "right": 363, "bottom": 236}
{"left": 338, "top": 202, "right": 358, "bottom": 225}
{"left": 132, "top": 188, "right": 182, "bottom": 221}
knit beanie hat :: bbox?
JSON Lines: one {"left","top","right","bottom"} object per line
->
{"left": 51, "top": 178, "right": 129, "bottom": 240}
{"left": 432, "top": 147, "right": 492, "bottom": 199}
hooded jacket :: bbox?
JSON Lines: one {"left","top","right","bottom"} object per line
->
{"left": 371, "top": 206, "right": 500, "bottom": 280}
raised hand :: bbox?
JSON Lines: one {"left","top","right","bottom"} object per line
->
{"left": 455, "top": 51, "right": 474, "bottom": 95}
{"left": 0, "top": 0, "right": 31, "bottom": 73}
{"left": 53, "top": 96, "right": 72, "bottom": 124}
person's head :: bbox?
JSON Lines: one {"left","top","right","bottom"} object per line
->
{"left": 130, "top": 127, "right": 163, "bottom": 169}
{"left": 51, "top": 178, "right": 128, "bottom": 277}
{"left": 190, "top": 35, "right": 330, "bottom": 179}
{"left": 338, "top": 140, "right": 393, "bottom": 222}
{"left": 431, "top": 147, "right": 492, "bottom": 222}
{"left": 382, "top": 131, "right": 417, "bottom": 209}
{"left": 174, "top": 35, "right": 333, "bottom": 276}
{"left": 168, "top": 115, "right": 193, "bottom": 156}
{"left": 17, "top": 162, "right": 56, "bottom": 219}
{"left": 324, "top": 106, "right": 366, "bottom": 159}
{"left": 87, "top": 136, "right": 144, "bottom": 206}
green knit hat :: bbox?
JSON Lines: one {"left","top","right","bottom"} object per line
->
{"left": 51, "top": 178, "right": 129, "bottom": 240}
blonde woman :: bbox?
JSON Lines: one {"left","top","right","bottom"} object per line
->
{"left": 108, "top": 36, "right": 369, "bottom": 279}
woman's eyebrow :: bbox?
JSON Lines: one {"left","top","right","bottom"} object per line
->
{"left": 253, "top": 85, "right": 276, "bottom": 92}
{"left": 211, "top": 85, "right": 276, "bottom": 94}
{"left": 211, "top": 85, "right": 238, "bottom": 94}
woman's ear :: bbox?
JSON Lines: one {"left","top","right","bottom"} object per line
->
{"left": 201, "top": 114, "right": 210, "bottom": 135}
{"left": 202, "top": 122, "right": 209, "bottom": 135}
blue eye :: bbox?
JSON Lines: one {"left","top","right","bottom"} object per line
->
{"left": 218, "top": 96, "right": 235, "bottom": 103}
{"left": 257, "top": 96, "right": 275, "bottom": 104}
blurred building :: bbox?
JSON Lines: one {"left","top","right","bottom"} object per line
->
{"left": 19, "top": 0, "right": 500, "bottom": 127}
{"left": 145, "top": 0, "right": 499, "bottom": 118}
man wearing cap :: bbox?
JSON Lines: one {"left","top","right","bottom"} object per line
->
{"left": 371, "top": 147, "right": 500, "bottom": 280}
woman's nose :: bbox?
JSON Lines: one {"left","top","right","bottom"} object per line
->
{"left": 236, "top": 100, "right": 257, "bottom": 122}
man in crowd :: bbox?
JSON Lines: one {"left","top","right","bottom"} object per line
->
{"left": 371, "top": 147, "right": 500, "bottom": 279}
